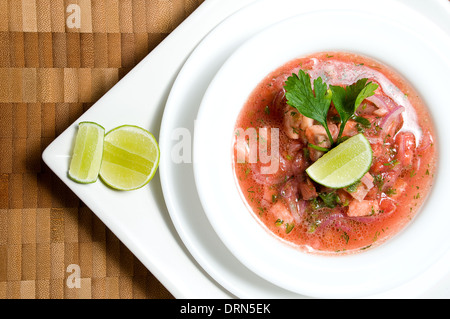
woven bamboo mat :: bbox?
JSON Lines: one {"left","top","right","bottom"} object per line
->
{"left": 0, "top": 0, "right": 204, "bottom": 299}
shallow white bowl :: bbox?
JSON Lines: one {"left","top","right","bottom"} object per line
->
{"left": 193, "top": 9, "right": 450, "bottom": 298}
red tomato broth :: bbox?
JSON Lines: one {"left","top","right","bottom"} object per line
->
{"left": 232, "top": 51, "right": 437, "bottom": 255}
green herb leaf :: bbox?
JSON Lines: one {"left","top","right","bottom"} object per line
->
{"left": 346, "top": 181, "right": 360, "bottom": 193}
{"left": 352, "top": 115, "right": 371, "bottom": 128}
{"left": 383, "top": 159, "right": 399, "bottom": 167}
{"left": 272, "top": 194, "right": 278, "bottom": 203}
{"left": 341, "top": 231, "right": 350, "bottom": 244}
{"left": 308, "top": 143, "right": 329, "bottom": 153}
{"left": 285, "top": 222, "right": 295, "bottom": 234}
{"left": 373, "top": 174, "right": 384, "bottom": 191}
{"left": 284, "top": 70, "right": 334, "bottom": 144}
{"left": 318, "top": 192, "right": 341, "bottom": 208}
{"left": 330, "top": 79, "right": 378, "bottom": 141}
{"left": 386, "top": 188, "right": 397, "bottom": 196}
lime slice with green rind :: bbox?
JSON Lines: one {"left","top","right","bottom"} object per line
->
{"left": 99, "top": 125, "right": 160, "bottom": 191}
{"left": 306, "top": 133, "right": 373, "bottom": 189}
{"left": 68, "top": 122, "right": 105, "bottom": 184}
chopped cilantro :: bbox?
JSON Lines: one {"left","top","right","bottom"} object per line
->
{"left": 341, "top": 231, "right": 350, "bottom": 244}
{"left": 308, "top": 221, "right": 320, "bottom": 233}
{"left": 271, "top": 194, "right": 278, "bottom": 203}
{"left": 386, "top": 188, "right": 397, "bottom": 196}
{"left": 353, "top": 115, "right": 371, "bottom": 128}
{"left": 257, "top": 206, "right": 265, "bottom": 216}
{"left": 374, "top": 121, "right": 383, "bottom": 131}
{"left": 303, "top": 147, "right": 310, "bottom": 159}
{"left": 373, "top": 174, "right": 384, "bottom": 190}
{"left": 356, "top": 123, "right": 366, "bottom": 134}
{"left": 383, "top": 134, "right": 391, "bottom": 145}
{"left": 309, "top": 197, "right": 322, "bottom": 210}
{"left": 285, "top": 223, "right": 295, "bottom": 234}
{"left": 373, "top": 231, "right": 380, "bottom": 242}
{"left": 318, "top": 192, "right": 341, "bottom": 208}
{"left": 346, "top": 181, "right": 360, "bottom": 193}
{"left": 383, "top": 159, "right": 399, "bottom": 167}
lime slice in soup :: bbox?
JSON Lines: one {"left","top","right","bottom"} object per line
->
{"left": 306, "top": 133, "right": 373, "bottom": 189}
{"left": 99, "top": 125, "right": 160, "bottom": 191}
{"left": 68, "top": 122, "right": 105, "bottom": 184}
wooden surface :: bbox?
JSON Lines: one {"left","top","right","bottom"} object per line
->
{"left": 0, "top": 0, "right": 204, "bottom": 299}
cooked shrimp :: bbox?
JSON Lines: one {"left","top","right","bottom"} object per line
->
{"left": 305, "top": 124, "right": 338, "bottom": 161}
{"left": 299, "top": 177, "right": 317, "bottom": 200}
{"left": 283, "top": 105, "right": 313, "bottom": 140}
{"left": 340, "top": 120, "right": 358, "bottom": 137}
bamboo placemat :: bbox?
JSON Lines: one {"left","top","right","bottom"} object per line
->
{"left": 0, "top": 0, "right": 204, "bottom": 299}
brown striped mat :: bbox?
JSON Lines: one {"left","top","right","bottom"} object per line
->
{"left": 0, "top": 0, "right": 204, "bottom": 299}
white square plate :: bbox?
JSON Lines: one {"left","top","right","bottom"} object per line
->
{"left": 43, "top": 0, "right": 450, "bottom": 298}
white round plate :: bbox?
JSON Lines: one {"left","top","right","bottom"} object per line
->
{"left": 160, "top": 0, "right": 450, "bottom": 298}
{"left": 193, "top": 8, "right": 450, "bottom": 298}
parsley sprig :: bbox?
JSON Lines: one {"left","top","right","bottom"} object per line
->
{"left": 284, "top": 69, "right": 378, "bottom": 147}
{"left": 284, "top": 69, "right": 334, "bottom": 145}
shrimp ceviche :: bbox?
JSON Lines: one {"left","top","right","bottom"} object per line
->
{"left": 233, "top": 52, "right": 437, "bottom": 255}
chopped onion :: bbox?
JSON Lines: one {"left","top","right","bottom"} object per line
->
{"left": 317, "top": 211, "right": 346, "bottom": 231}
{"left": 367, "top": 95, "right": 390, "bottom": 112}
{"left": 292, "top": 200, "right": 307, "bottom": 224}
{"left": 361, "top": 173, "right": 374, "bottom": 190}
{"left": 367, "top": 136, "right": 382, "bottom": 145}
{"left": 251, "top": 164, "right": 286, "bottom": 185}
{"left": 379, "top": 105, "right": 405, "bottom": 131}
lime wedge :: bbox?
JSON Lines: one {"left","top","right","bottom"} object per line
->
{"left": 99, "top": 125, "right": 160, "bottom": 191}
{"left": 306, "top": 133, "right": 373, "bottom": 189}
{"left": 68, "top": 122, "right": 105, "bottom": 184}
